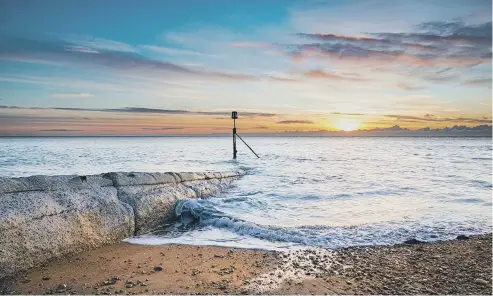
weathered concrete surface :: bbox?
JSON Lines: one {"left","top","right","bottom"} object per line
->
{"left": 0, "top": 170, "right": 244, "bottom": 278}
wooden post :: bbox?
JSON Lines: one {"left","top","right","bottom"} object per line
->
{"left": 232, "top": 111, "right": 238, "bottom": 159}
{"left": 233, "top": 122, "right": 237, "bottom": 159}
{"left": 231, "top": 111, "right": 258, "bottom": 159}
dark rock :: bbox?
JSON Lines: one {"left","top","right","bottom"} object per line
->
{"left": 456, "top": 235, "right": 469, "bottom": 240}
{"left": 56, "top": 284, "right": 67, "bottom": 292}
{"left": 41, "top": 276, "right": 50, "bottom": 281}
{"left": 404, "top": 238, "right": 424, "bottom": 245}
{"left": 153, "top": 266, "right": 163, "bottom": 271}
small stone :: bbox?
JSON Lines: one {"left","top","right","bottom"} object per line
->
{"left": 474, "top": 278, "right": 488, "bottom": 285}
{"left": 125, "top": 283, "right": 134, "bottom": 288}
{"left": 457, "top": 235, "right": 469, "bottom": 240}
{"left": 153, "top": 266, "right": 163, "bottom": 271}
{"left": 42, "top": 276, "right": 50, "bottom": 281}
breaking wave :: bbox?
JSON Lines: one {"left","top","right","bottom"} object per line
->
{"left": 147, "top": 198, "right": 492, "bottom": 250}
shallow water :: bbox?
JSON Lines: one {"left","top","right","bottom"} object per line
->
{"left": 1, "top": 137, "right": 491, "bottom": 249}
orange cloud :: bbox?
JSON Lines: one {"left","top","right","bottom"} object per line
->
{"left": 396, "top": 83, "right": 421, "bottom": 91}
{"left": 303, "top": 70, "right": 365, "bottom": 81}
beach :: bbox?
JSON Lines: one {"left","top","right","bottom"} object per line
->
{"left": 1, "top": 234, "right": 490, "bottom": 295}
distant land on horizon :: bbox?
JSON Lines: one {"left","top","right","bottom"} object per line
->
{"left": 2, "top": 125, "right": 491, "bottom": 137}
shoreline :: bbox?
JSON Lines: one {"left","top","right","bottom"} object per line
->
{"left": 1, "top": 234, "right": 491, "bottom": 295}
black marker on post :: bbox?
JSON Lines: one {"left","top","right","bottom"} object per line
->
{"left": 231, "top": 111, "right": 259, "bottom": 159}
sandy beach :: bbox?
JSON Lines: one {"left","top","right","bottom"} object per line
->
{"left": 1, "top": 234, "right": 490, "bottom": 295}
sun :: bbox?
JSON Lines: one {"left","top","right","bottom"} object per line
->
{"left": 335, "top": 119, "right": 361, "bottom": 131}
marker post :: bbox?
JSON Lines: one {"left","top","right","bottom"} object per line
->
{"left": 231, "top": 111, "right": 259, "bottom": 159}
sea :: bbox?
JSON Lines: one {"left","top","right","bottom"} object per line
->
{"left": 0, "top": 136, "right": 491, "bottom": 250}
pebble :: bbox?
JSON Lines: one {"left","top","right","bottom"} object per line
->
{"left": 474, "top": 278, "right": 488, "bottom": 285}
{"left": 153, "top": 266, "right": 163, "bottom": 271}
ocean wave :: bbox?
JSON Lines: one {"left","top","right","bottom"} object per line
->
{"left": 470, "top": 180, "right": 493, "bottom": 188}
{"left": 168, "top": 198, "right": 492, "bottom": 249}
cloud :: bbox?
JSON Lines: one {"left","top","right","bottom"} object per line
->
{"left": 0, "top": 35, "right": 298, "bottom": 84}
{"left": 411, "top": 21, "right": 491, "bottom": 45}
{"left": 0, "top": 35, "right": 262, "bottom": 82}
{"left": 0, "top": 105, "right": 277, "bottom": 117}
{"left": 268, "top": 75, "right": 298, "bottom": 82}
{"left": 295, "top": 33, "right": 440, "bottom": 50}
{"left": 39, "top": 129, "right": 83, "bottom": 132}
{"left": 52, "top": 93, "right": 94, "bottom": 98}
{"left": 383, "top": 114, "right": 492, "bottom": 123}
{"left": 396, "top": 83, "right": 421, "bottom": 90}
{"left": 331, "top": 112, "right": 367, "bottom": 116}
{"left": 64, "top": 45, "right": 99, "bottom": 54}
{"left": 329, "top": 111, "right": 491, "bottom": 124}
{"left": 285, "top": 20, "right": 492, "bottom": 71}
{"left": 141, "top": 127, "right": 184, "bottom": 130}
{"left": 303, "top": 70, "right": 366, "bottom": 81}
{"left": 139, "top": 45, "right": 216, "bottom": 57}
{"left": 254, "top": 125, "right": 269, "bottom": 129}
{"left": 463, "top": 78, "right": 492, "bottom": 88}
{"left": 277, "top": 120, "right": 314, "bottom": 124}
{"left": 59, "top": 34, "right": 137, "bottom": 53}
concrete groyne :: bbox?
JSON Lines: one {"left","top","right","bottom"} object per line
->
{"left": 0, "top": 170, "right": 244, "bottom": 278}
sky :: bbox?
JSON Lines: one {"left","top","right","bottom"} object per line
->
{"left": 0, "top": 0, "right": 491, "bottom": 135}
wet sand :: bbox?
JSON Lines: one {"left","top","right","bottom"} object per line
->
{"left": 1, "top": 234, "right": 491, "bottom": 295}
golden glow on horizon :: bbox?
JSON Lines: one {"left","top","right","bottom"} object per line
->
{"left": 0, "top": 107, "right": 490, "bottom": 136}
{"left": 334, "top": 119, "right": 361, "bottom": 131}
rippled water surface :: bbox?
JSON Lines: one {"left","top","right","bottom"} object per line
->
{"left": 1, "top": 137, "right": 491, "bottom": 249}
